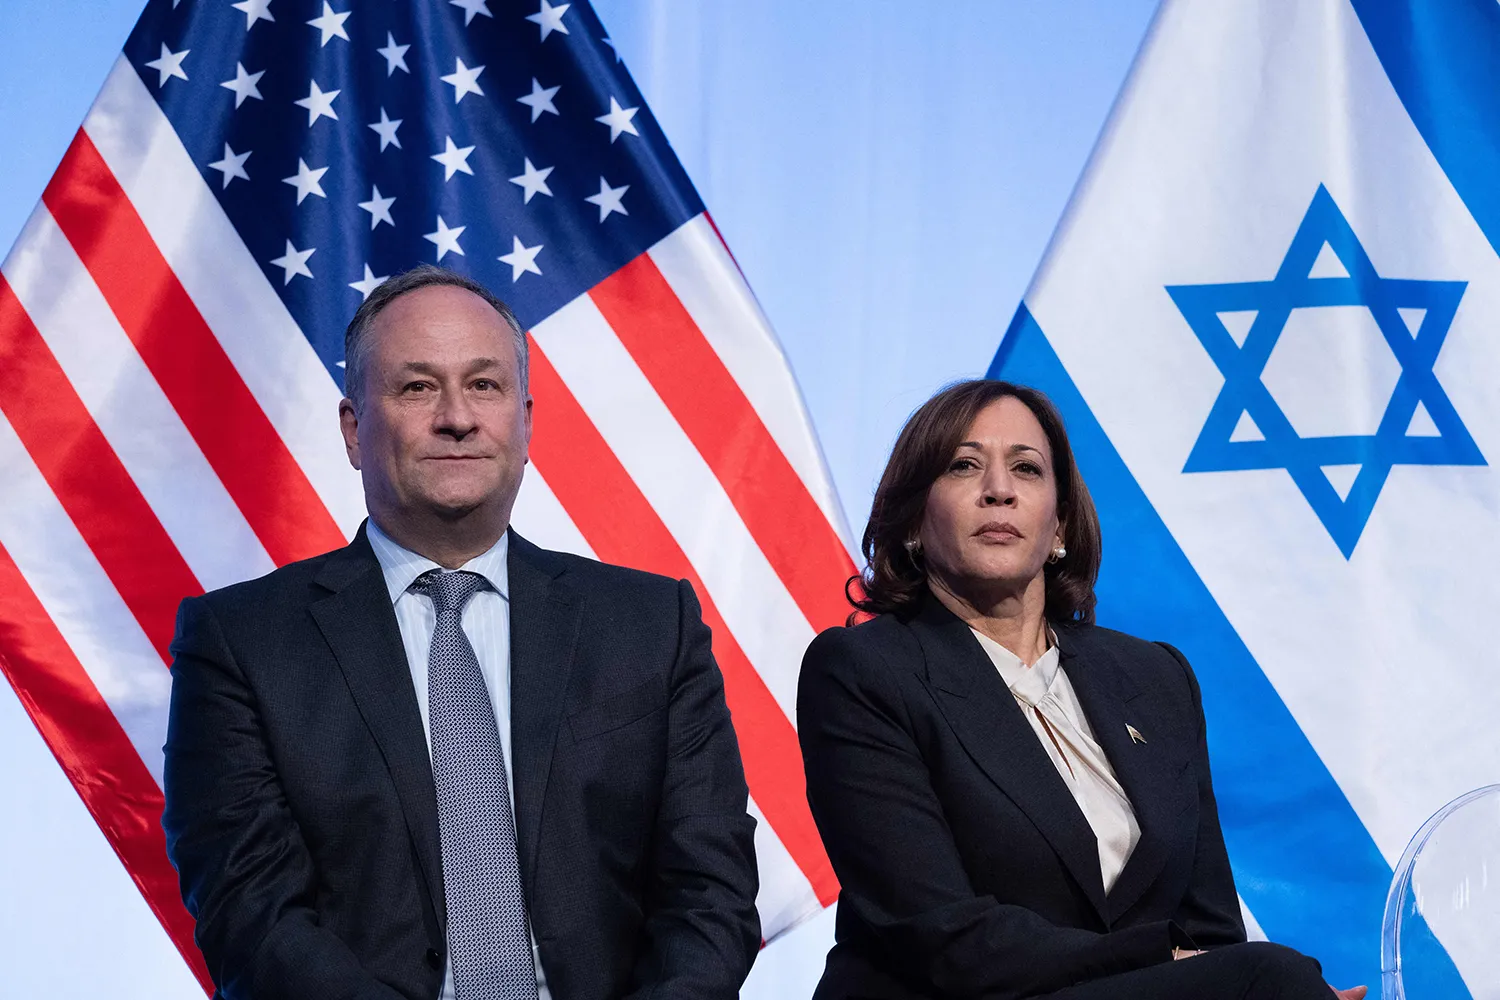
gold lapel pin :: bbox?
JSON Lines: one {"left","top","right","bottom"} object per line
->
{"left": 1126, "top": 724, "right": 1146, "bottom": 745}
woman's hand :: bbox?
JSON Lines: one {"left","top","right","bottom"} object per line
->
{"left": 1331, "top": 986, "right": 1368, "bottom": 999}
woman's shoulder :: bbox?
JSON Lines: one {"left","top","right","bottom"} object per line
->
{"left": 806, "top": 611, "right": 908, "bottom": 654}
{"left": 1061, "top": 621, "right": 1179, "bottom": 659}
{"left": 1059, "top": 622, "right": 1198, "bottom": 697}
{"left": 798, "top": 615, "right": 925, "bottom": 727}
{"left": 802, "top": 614, "right": 919, "bottom": 685}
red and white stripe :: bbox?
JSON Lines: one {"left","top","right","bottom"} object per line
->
{"left": 0, "top": 55, "right": 851, "bottom": 989}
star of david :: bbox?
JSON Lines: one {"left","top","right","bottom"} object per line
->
{"left": 1167, "top": 185, "right": 1484, "bottom": 558}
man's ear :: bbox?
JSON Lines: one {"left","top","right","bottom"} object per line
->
{"left": 521, "top": 393, "right": 534, "bottom": 465}
{"left": 339, "top": 398, "right": 362, "bottom": 470}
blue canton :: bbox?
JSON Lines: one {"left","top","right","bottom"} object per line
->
{"left": 1168, "top": 186, "right": 1484, "bottom": 558}
{"left": 123, "top": 0, "right": 703, "bottom": 387}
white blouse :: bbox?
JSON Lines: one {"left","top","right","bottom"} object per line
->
{"left": 970, "top": 627, "right": 1141, "bottom": 893}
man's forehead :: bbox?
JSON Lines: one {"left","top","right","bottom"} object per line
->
{"left": 368, "top": 290, "right": 515, "bottom": 352}
{"left": 375, "top": 283, "right": 502, "bottom": 326}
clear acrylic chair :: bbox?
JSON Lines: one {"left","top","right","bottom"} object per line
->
{"left": 1381, "top": 783, "right": 1500, "bottom": 1000}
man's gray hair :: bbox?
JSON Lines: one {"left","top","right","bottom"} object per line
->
{"left": 342, "top": 264, "right": 529, "bottom": 411}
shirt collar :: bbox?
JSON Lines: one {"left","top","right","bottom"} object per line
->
{"left": 366, "top": 518, "right": 510, "bottom": 604}
{"left": 971, "top": 626, "right": 1060, "bottom": 696}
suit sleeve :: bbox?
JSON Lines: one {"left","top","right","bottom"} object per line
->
{"left": 1157, "top": 642, "right": 1248, "bottom": 947}
{"left": 798, "top": 627, "right": 1182, "bottom": 1000}
{"left": 163, "top": 596, "right": 406, "bottom": 1000}
{"left": 624, "top": 579, "right": 762, "bottom": 1000}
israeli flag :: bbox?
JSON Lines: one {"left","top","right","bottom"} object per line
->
{"left": 992, "top": 0, "right": 1500, "bottom": 991}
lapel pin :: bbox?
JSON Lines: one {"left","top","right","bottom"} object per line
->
{"left": 1126, "top": 724, "right": 1146, "bottom": 745}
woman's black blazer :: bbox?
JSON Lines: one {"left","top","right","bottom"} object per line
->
{"left": 797, "top": 596, "right": 1246, "bottom": 1000}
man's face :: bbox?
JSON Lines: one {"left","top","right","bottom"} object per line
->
{"left": 340, "top": 285, "right": 532, "bottom": 531}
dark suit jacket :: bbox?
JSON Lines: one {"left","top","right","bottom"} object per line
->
{"left": 797, "top": 597, "right": 1245, "bottom": 1000}
{"left": 163, "top": 525, "right": 760, "bottom": 1000}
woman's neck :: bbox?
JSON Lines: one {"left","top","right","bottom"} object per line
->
{"left": 927, "top": 571, "right": 1051, "bottom": 666}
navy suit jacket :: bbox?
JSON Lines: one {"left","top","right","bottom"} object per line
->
{"left": 797, "top": 596, "right": 1245, "bottom": 1000}
{"left": 163, "top": 525, "right": 760, "bottom": 1000}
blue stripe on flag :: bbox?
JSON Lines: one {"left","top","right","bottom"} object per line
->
{"left": 989, "top": 305, "right": 1468, "bottom": 995}
{"left": 1351, "top": 0, "right": 1500, "bottom": 262}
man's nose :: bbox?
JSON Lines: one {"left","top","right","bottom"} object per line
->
{"left": 433, "top": 386, "right": 479, "bottom": 437}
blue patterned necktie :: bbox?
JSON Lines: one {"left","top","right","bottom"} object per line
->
{"left": 412, "top": 569, "right": 538, "bottom": 1000}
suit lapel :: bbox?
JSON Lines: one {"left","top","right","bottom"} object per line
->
{"left": 308, "top": 524, "right": 446, "bottom": 925}
{"left": 1056, "top": 630, "right": 1184, "bottom": 922}
{"left": 506, "top": 530, "right": 583, "bottom": 893}
{"left": 910, "top": 600, "right": 1108, "bottom": 921}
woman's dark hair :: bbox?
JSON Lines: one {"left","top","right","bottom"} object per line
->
{"left": 848, "top": 379, "right": 1101, "bottom": 625}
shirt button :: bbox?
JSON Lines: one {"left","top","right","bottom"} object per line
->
{"left": 425, "top": 948, "right": 442, "bottom": 970}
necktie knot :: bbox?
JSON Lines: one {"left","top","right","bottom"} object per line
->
{"left": 412, "top": 569, "right": 488, "bottom": 617}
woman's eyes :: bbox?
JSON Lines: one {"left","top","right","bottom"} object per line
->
{"left": 946, "top": 457, "right": 1044, "bottom": 476}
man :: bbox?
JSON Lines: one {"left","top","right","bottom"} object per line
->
{"left": 163, "top": 265, "right": 761, "bottom": 1000}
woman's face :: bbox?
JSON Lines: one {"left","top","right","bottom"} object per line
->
{"left": 918, "top": 396, "right": 1064, "bottom": 600}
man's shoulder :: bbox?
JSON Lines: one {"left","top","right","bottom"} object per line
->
{"left": 517, "top": 539, "right": 694, "bottom": 651}
{"left": 531, "top": 541, "right": 682, "bottom": 603}
{"left": 191, "top": 543, "right": 349, "bottom": 619}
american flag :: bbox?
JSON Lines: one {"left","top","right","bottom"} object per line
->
{"left": 0, "top": 0, "right": 850, "bottom": 987}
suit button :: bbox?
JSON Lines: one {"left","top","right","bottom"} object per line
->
{"left": 425, "top": 948, "right": 442, "bottom": 971}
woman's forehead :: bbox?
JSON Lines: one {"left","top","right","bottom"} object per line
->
{"left": 958, "top": 397, "right": 1051, "bottom": 453}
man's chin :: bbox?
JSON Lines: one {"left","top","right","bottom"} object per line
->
{"left": 423, "top": 479, "right": 521, "bottom": 521}
{"left": 429, "top": 500, "right": 486, "bottom": 524}
{"left": 393, "top": 469, "right": 519, "bottom": 525}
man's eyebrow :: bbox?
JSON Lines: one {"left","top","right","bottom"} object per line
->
{"left": 462, "top": 357, "right": 506, "bottom": 375}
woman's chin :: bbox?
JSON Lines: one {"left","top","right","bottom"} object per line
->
{"left": 932, "top": 566, "right": 1044, "bottom": 605}
{"left": 963, "top": 556, "right": 1045, "bottom": 590}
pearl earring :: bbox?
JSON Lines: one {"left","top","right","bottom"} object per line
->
{"left": 1049, "top": 545, "right": 1067, "bottom": 563}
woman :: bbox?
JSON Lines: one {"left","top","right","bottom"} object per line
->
{"left": 798, "top": 380, "right": 1364, "bottom": 1000}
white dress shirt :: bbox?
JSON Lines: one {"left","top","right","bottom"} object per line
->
{"left": 367, "top": 520, "right": 551, "bottom": 1000}
{"left": 970, "top": 627, "right": 1141, "bottom": 893}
